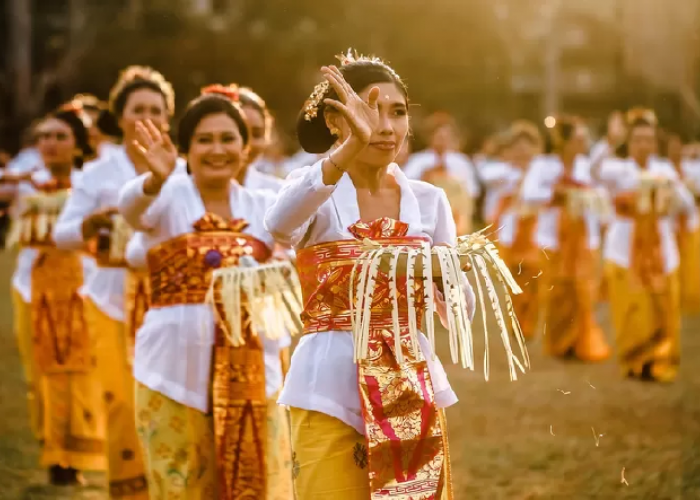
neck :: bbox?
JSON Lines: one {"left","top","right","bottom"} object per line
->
{"left": 49, "top": 163, "right": 73, "bottom": 180}
{"left": 348, "top": 161, "right": 390, "bottom": 193}
{"left": 633, "top": 155, "right": 650, "bottom": 168}
{"left": 196, "top": 179, "right": 230, "bottom": 203}
{"left": 235, "top": 164, "right": 249, "bottom": 186}
{"left": 560, "top": 152, "right": 576, "bottom": 170}
{"left": 125, "top": 140, "right": 148, "bottom": 174}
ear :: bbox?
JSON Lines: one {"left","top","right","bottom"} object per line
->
{"left": 323, "top": 108, "right": 342, "bottom": 138}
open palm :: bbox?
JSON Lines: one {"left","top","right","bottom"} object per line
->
{"left": 133, "top": 120, "right": 178, "bottom": 182}
{"left": 322, "top": 65, "right": 380, "bottom": 144}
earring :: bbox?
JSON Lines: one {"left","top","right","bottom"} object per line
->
{"left": 330, "top": 127, "right": 340, "bottom": 137}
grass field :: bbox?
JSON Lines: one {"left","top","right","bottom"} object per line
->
{"left": 0, "top": 248, "right": 698, "bottom": 499}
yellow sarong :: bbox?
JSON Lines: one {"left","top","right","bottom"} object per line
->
{"left": 605, "top": 262, "right": 680, "bottom": 382}
{"left": 678, "top": 225, "right": 700, "bottom": 314}
{"left": 85, "top": 299, "right": 149, "bottom": 498}
{"left": 12, "top": 288, "right": 44, "bottom": 441}
{"left": 135, "top": 383, "right": 293, "bottom": 499}
{"left": 31, "top": 248, "right": 106, "bottom": 472}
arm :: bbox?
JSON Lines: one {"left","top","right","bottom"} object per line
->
{"left": 117, "top": 174, "right": 166, "bottom": 231}
{"left": 53, "top": 177, "right": 100, "bottom": 250}
{"left": 263, "top": 160, "right": 337, "bottom": 246}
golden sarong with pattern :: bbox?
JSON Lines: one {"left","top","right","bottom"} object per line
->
{"left": 124, "top": 268, "right": 150, "bottom": 363}
{"left": 296, "top": 217, "right": 450, "bottom": 499}
{"left": 146, "top": 213, "right": 271, "bottom": 500}
{"left": 25, "top": 184, "right": 92, "bottom": 374}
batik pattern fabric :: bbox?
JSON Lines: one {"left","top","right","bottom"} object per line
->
{"left": 495, "top": 194, "right": 540, "bottom": 340}
{"left": 146, "top": 212, "right": 271, "bottom": 499}
{"left": 607, "top": 195, "right": 680, "bottom": 381}
{"left": 541, "top": 185, "right": 610, "bottom": 362}
{"left": 26, "top": 184, "right": 107, "bottom": 472}
{"left": 295, "top": 217, "right": 451, "bottom": 500}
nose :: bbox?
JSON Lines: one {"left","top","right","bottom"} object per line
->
{"left": 377, "top": 110, "right": 392, "bottom": 136}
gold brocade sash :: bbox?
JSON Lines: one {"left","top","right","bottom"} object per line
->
{"left": 554, "top": 183, "right": 592, "bottom": 279}
{"left": 31, "top": 247, "right": 90, "bottom": 374}
{"left": 296, "top": 217, "right": 448, "bottom": 499}
{"left": 614, "top": 194, "right": 666, "bottom": 292}
{"left": 146, "top": 212, "right": 271, "bottom": 500}
{"left": 94, "top": 214, "right": 133, "bottom": 268}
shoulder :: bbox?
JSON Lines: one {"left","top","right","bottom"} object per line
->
{"left": 79, "top": 152, "right": 121, "bottom": 182}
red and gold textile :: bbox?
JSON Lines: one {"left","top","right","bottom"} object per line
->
{"left": 295, "top": 217, "right": 451, "bottom": 499}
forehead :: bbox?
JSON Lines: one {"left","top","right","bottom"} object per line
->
{"left": 193, "top": 112, "right": 240, "bottom": 133}
{"left": 125, "top": 88, "right": 165, "bottom": 106}
{"left": 630, "top": 125, "right": 655, "bottom": 137}
{"left": 357, "top": 82, "right": 406, "bottom": 105}
{"left": 242, "top": 105, "right": 265, "bottom": 126}
{"left": 36, "top": 117, "right": 71, "bottom": 134}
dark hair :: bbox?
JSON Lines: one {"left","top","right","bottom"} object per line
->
{"left": 615, "top": 117, "right": 655, "bottom": 158}
{"left": 239, "top": 87, "right": 272, "bottom": 132}
{"left": 51, "top": 107, "right": 93, "bottom": 167}
{"left": 109, "top": 66, "right": 175, "bottom": 119}
{"left": 296, "top": 57, "right": 408, "bottom": 154}
{"left": 177, "top": 94, "right": 250, "bottom": 154}
{"left": 547, "top": 116, "right": 581, "bottom": 153}
{"left": 96, "top": 109, "right": 122, "bottom": 138}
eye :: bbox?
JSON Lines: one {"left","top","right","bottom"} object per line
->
{"left": 196, "top": 136, "right": 212, "bottom": 144}
{"left": 56, "top": 133, "right": 69, "bottom": 141}
{"left": 151, "top": 106, "right": 163, "bottom": 116}
{"left": 133, "top": 105, "right": 144, "bottom": 114}
{"left": 393, "top": 108, "right": 408, "bottom": 117}
{"left": 221, "top": 134, "right": 238, "bottom": 144}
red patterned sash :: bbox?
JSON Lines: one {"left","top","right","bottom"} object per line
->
{"left": 296, "top": 217, "right": 449, "bottom": 499}
{"left": 146, "top": 212, "right": 271, "bottom": 500}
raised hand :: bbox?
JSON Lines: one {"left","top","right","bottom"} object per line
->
{"left": 133, "top": 120, "right": 178, "bottom": 183}
{"left": 321, "top": 65, "right": 380, "bottom": 145}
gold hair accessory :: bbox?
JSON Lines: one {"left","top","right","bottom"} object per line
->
{"left": 303, "top": 48, "right": 400, "bottom": 122}
{"left": 303, "top": 80, "right": 330, "bottom": 121}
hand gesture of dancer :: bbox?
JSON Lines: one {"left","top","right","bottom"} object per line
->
{"left": 320, "top": 65, "right": 381, "bottom": 183}
{"left": 132, "top": 119, "right": 178, "bottom": 194}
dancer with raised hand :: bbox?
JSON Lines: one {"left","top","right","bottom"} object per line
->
{"left": 264, "top": 51, "right": 478, "bottom": 499}
{"left": 597, "top": 109, "right": 694, "bottom": 382}
{"left": 119, "top": 87, "right": 292, "bottom": 499}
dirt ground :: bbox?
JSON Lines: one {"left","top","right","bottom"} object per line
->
{"left": 0, "top": 248, "right": 698, "bottom": 499}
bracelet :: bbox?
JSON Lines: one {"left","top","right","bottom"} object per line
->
{"left": 328, "top": 153, "right": 345, "bottom": 173}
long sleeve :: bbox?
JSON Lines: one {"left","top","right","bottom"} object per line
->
{"left": 263, "top": 160, "right": 336, "bottom": 246}
{"left": 117, "top": 174, "right": 163, "bottom": 231}
{"left": 53, "top": 177, "right": 97, "bottom": 250}
{"left": 520, "top": 161, "right": 553, "bottom": 205}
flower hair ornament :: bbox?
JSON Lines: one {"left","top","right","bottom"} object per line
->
{"left": 58, "top": 99, "right": 92, "bottom": 129}
{"left": 626, "top": 107, "right": 657, "bottom": 126}
{"left": 201, "top": 83, "right": 240, "bottom": 103}
{"left": 303, "top": 48, "right": 400, "bottom": 121}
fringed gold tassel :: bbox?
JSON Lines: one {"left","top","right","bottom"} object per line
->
{"left": 109, "top": 215, "right": 133, "bottom": 263}
{"left": 207, "top": 258, "right": 304, "bottom": 348}
{"left": 349, "top": 230, "right": 530, "bottom": 380}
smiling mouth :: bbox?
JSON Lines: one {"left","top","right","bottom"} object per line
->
{"left": 370, "top": 142, "right": 396, "bottom": 151}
